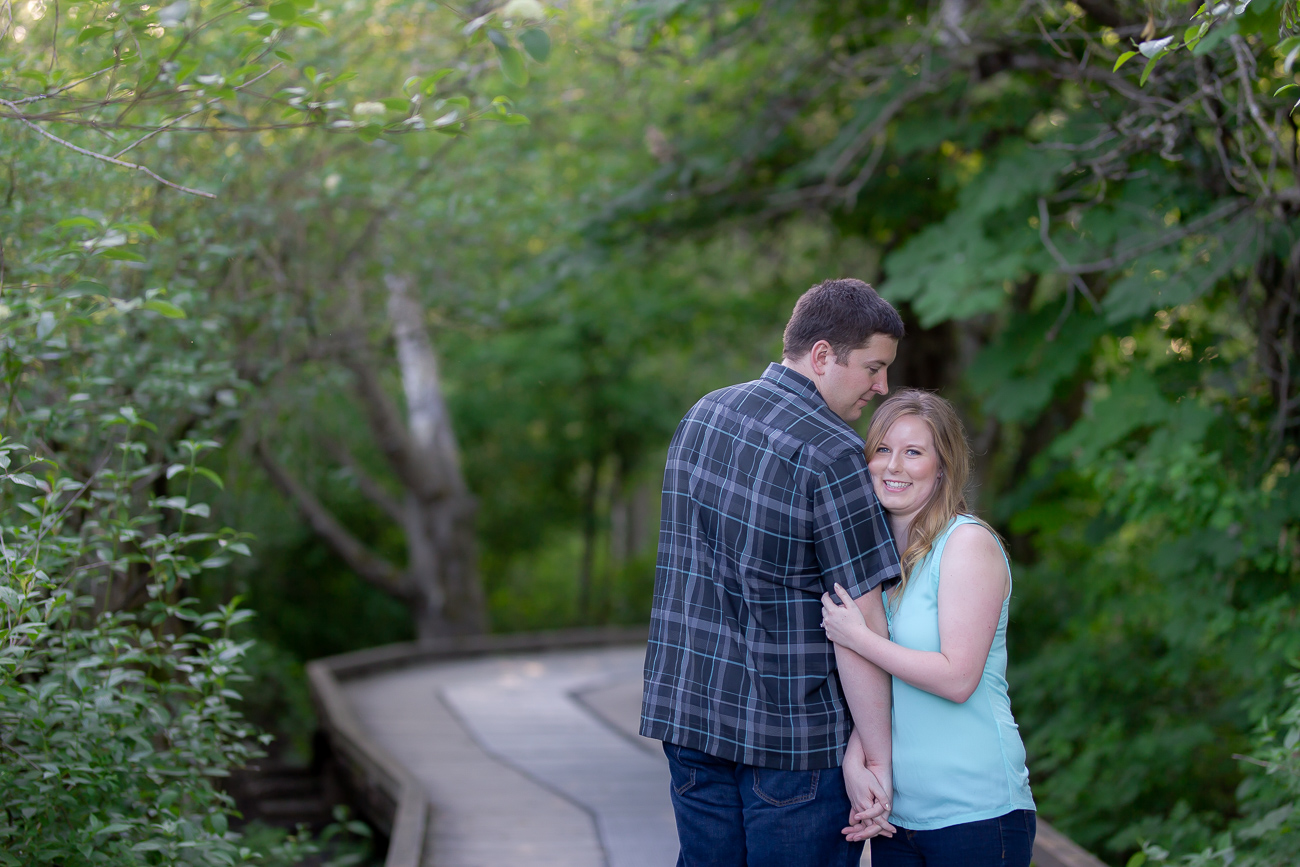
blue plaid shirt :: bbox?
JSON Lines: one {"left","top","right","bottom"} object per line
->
{"left": 640, "top": 363, "right": 901, "bottom": 770}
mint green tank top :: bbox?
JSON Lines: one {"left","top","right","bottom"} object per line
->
{"left": 884, "top": 515, "right": 1035, "bottom": 830}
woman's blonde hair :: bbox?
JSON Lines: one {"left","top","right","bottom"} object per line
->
{"left": 865, "top": 389, "right": 998, "bottom": 607}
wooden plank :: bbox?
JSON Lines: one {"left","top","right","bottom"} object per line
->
{"left": 1034, "top": 819, "right": 1110, "bottom": 867}
{"left": 307, "top": 659, "right": 429, "bottom": 867}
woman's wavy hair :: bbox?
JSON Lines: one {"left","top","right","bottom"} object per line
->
{"left": 865, "top": 389, "right": 999, "bottom": 608}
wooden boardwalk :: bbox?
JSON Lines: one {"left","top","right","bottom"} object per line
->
{"left": 343, "top": 645, "right": 676, "bottom": 867}
{"left": 324, "top": 638, "right": 1108, "bottom": 867}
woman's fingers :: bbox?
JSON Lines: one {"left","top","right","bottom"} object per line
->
{"left": 834, "top": 582, "right": 856, "bottom": 607}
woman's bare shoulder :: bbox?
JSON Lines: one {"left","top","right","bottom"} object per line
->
{"left": 942, "top": 520, "right": 1006, "bottom": 564}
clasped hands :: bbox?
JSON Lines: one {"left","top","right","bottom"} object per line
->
{"left": 821, "top": 584, "right": 896, "bottom": 841}
{"left": 843, "top": 761, "right": 896, "bottom": 841}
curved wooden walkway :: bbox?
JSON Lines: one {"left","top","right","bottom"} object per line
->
{"left": 312, "top": 632, "right": 1109, "bottom": 867}
{"left": 345, "top": 645, "right": 674, "bottom": 866}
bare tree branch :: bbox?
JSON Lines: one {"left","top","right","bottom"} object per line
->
{"left": 254, "top": 438, "right": 408, "bottom": 597}
{"left": 322, "top": 437, "right": 407, "bottom": 526}
{"left": 0, "top": 99, "right": 216, "bottom": 198}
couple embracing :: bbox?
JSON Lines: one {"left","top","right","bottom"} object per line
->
{"left": 641, "top": 279, "right": 1036, "bottom": 867}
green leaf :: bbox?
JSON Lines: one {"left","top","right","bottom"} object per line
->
{"left": 1193, "top": 17, "right": 1237, "bottom": 56}
{"left": 495, "top": 43, "right": 529, "bottom": 86}
{"left": 421, "top": 69, "right": 455, "bottom": 95}
{"left": 1281, "top": 35, "right": 1300, "bottom": 72}
{"left": 1127, "top": 853, "right": 1147, "bottom": 867}
{"left": 1275, "top": 83, "right": 1298, "bottom": 96}
{"left": 487, "top": 28, "right": 510, "bottom": 50}
{"left": 268, "top": 1, "right": 297, "bottom": 22}
{"left": 381, "top": 97, "right": 411, "bottom": 111}
{"left": 520, "top": 29, "right": 551, "bottom": 63}
{"left": 142, "top": 300, "right": 186, "bottom": 319}
{"left": 194, "top": 467, "right": 225, "bottom": 490}
{"left": 1113, "top": 50, "right": 1139, "bottom": 72}
{"left": 76, "top": 25, "right": 113, "bottom": 44}
{"left": 1139, "top": 55, "right": 1160, "bottom": 86}
{"left": 66, "top": 281, "right": 108, "bottom": 297}
{"left": 501, "top": 114, "right": 531, "bottom": 124}
{"left": 97, "top": 247, "right": 147, "bottom": 262}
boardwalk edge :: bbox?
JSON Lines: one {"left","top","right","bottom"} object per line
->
{"left": 306, "top": 626, "right": 649, "bottom": 867}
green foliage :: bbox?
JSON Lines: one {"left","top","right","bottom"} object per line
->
{"left": 1135, "top": 670, "right": 1300, "bottom": 866}
{"left": 0, "top": 291, "right": 298, "bottom": 864}
{"left": 8, "top": 1, "right": 1300, "bottom": 864}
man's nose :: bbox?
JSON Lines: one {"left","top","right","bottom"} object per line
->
{"left": 875, "top": 372, "right": 889, "bottom": 395}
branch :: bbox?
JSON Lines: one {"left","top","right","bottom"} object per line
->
{"left": 337, "top": 336, "right": 447, "bottom": 500}
{"left": 1059, "top": 199, "right": 1251, "bottom": 275}
{"left": 322, "top": 437, "right": 408, "bottom": 526}
{"left": 1037, "top": 198, "right": 1100, "bottom": 306}
{"left": 254, "top": 438, "right": 408, "bottom": 597}
{"left": 0, "top": 100, "right": 215, "bottom": 198}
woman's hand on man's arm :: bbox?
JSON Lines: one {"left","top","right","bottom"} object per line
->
{"left": 822, "top": 523, "right": 1007, "bottom": 703}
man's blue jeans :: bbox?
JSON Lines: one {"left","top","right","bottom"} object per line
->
{"left": 870, "top": 810, "right": 1036, "bottom": 867}
{"left": 663, "top": 743, "right": 864, "bottom": 867}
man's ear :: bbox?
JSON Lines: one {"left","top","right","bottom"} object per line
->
{"left": 809, "top": 340, "right": 835, "bottom": 376}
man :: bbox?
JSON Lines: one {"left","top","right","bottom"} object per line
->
{"left": 641, "top": 278, "right": 905, "bottom": 866}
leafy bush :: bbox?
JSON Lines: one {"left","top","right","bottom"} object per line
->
{"left": 0, "top": 285, "right": 352, "bottom": 864}
{"left": 1136, "top": 670, "right": 1300, "bottom": 867}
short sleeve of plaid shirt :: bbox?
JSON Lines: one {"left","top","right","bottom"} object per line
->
{"left": 811, "top": 450, "right": 901, "bottom": 597}
{"left": 640, "top": 365, "right": 902, "bottom": 771}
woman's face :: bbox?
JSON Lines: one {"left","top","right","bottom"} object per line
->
{"left": 868, "top": 413, "right": 941, "bottom": 525}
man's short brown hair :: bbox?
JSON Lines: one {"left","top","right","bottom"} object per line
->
{"left": 781, "top": 278, "right": 904, "bottom": 362}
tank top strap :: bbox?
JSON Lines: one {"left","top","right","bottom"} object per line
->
{"left": 928, "top": 514, "right": 1012, "bottom": 595}
{"left": 923, "top": 515, "right": 983, "bottom": 586}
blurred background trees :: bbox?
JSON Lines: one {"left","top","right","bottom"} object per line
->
{"left": 4, "top": 0, "right": 1300, "bottom": 863}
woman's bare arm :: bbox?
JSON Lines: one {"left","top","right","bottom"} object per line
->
{"left": 821, "top": 523, "right": 1007, "bottom": 703}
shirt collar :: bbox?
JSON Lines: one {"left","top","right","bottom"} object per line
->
{"left": 762, "top": 362, "right": 824, "bottom": 405}
{"left": 761, "top": 362, "right": 863, "bottom": 442}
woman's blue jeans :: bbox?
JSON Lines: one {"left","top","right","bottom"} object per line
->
{"left": 663, "top": 743, "right": 864, "bottom": 867}
{"left": 870, "top": 810, "right": 1036, "bottom": 867}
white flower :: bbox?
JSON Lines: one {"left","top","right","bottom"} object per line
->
{"left": 500, "top": 0, "right": 545, "bottom": 21}
{"left": 352, "top": 101, "right": 387, "bottom": 117}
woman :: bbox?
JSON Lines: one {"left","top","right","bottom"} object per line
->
{"left": 820, "top": 389, "right": 1035, "bottom": 866}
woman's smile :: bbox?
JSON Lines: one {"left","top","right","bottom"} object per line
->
{"left": 868, "top": 413, "right": 941, "bottom": 529}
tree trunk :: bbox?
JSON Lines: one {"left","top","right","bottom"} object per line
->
{"left": 385, "top": 275, "right": 486, "bottom": 637}
{"left": 259, "top": 274, "right": 487, "bottom": 640}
